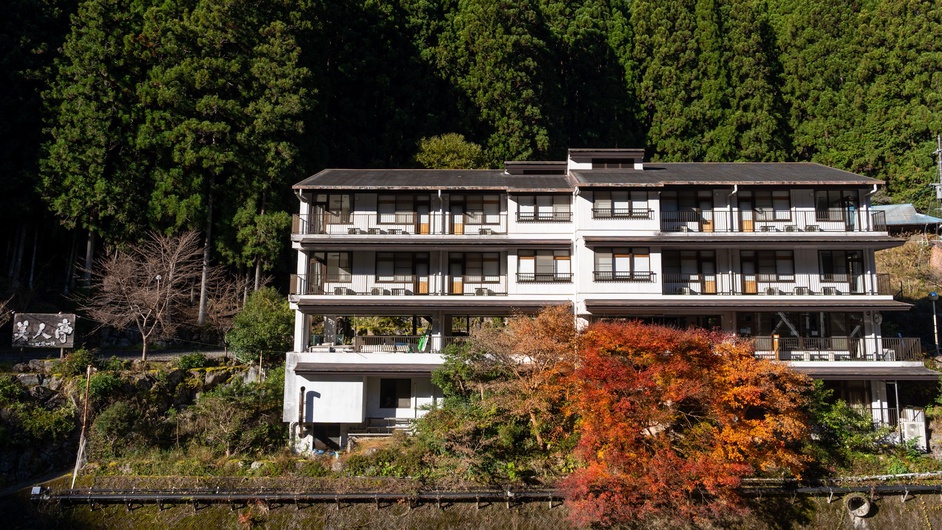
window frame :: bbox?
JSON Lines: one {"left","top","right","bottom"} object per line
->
{"left": 517, "top": 249, "right": 572, "bottom": 282}
{"left": 593, "top": 247, "right": 652, "bottom": 282}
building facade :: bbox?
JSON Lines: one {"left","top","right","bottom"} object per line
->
{"left": 284, "top": 148, "right": 937, "bottom": 451}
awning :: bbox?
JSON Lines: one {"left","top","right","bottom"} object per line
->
{"left": 294, "top": 362, "right": 440, "bottom": 377}
{"left": 790, "top": 365, "right": 940, "bottom": 381}
{"left": 583, "top": 298, "right": 912, "bottom": 313}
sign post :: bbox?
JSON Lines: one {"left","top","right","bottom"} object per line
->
{"left": 12, "top": 313, "right": 77, "bottom": 357}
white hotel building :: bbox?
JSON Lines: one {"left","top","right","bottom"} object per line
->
{"left": 284, "top": 148, "right": 937, "bottom": 451}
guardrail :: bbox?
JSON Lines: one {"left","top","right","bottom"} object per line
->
{"left": 659, "top": 209, "right": 886, "bottom": 233}
{"left": 293, "top": 212, "right": 509, "bottom": 236}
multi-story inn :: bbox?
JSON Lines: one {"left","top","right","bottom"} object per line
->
{"left": 284, "top": 148, "right": 938, "bottom": 451}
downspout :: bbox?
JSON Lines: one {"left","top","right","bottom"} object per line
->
{"left": 727, "top": 185, "right": 738, "bottom": 301}
{"left": 572, "top": 188, "right": 581, "bottom": 324}
{"left": 438, "top": 189, "right": 444, "bottom": 295}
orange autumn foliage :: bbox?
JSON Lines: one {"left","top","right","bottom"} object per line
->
{"left": 562, "top": 321, "right": 813, "bottom": 527}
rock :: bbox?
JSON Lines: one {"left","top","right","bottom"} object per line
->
{"left": 242, "top": 366, "right": 260, "bottom": 384}
{"left": 250, "top": 461, "right": 265, "bottom": 470}
{"left": 129, "top": 373, "right": 153, "bottom": 391}
{"left": 15, "top": 373, "right": 41, "bottom": 387}
{"left": 28, "top": 360, "right": 53, "bottom": 374}
{"left": 12, "top": 363, "right": 30, "bottom": 373}
{"left": 331, "top": 459, "right": 344, "bottom": 473}
{"left": 204, "top": 370, "right": 231, "bottom": 389}
{"left": 44, "top": 376, "right": 62, "bottom": 392}
{"left": 28, "top": 386, "right": 54, "bottom": 401}
{"left": 165, "top": 369, "right": 185, "bottom": 389}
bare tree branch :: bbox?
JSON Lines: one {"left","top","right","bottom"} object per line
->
{"left": 82, "top": 231, "right": 203, "bottom": 360}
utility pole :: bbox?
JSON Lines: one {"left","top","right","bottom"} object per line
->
{"left": 934, "top": 135, "right": 942, "bottom": 217}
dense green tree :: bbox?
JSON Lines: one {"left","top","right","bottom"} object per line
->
{"left": 41, "top": 0, "right": 152, "bottom": 250}
{"left": 227, "top": 286, "right": 294, "bottom": 365}
{"left": 435, "top": 0, "right": 554, "bottom": 163}
{"left": 138, "top": 0, "right": 310, "bottom": 321}
{"left": 633, "top": 0, "right": 708, "bottom": 160}
{"left": 414, "top": 133, "right": 488, "bottom": 169}
{"left": 0, "top": 0, "right": 76, "bottom": 289}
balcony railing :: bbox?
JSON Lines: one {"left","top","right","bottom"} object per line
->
{"left": 752, "top": 336, "right": 922, "bottom": 362}
{"left": 593, "top": 271, "right": 657, "bottom": 282}
{"left": 659, "top": 209, "right": 886, "bottom": 233}
{"left": 290, "top": 274, "right": 508, "bottom": 296}
{"left": 517, "top": 272, "right": 574, "bottom": 283}
{"left": 516, "top": 211, "right": 572, "bottom": 222}
{"left": 592, "top": 207, "right": 653, "bottom": 220}
{"left": 293, "top": 212, "right": 508, "bottom": 237}
{"left": 663, "top": 272, "right": 894, "bottom": 296}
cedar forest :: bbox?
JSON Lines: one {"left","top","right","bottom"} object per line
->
{"left": 1, "top": 0, "right": 941, "bottom": 295}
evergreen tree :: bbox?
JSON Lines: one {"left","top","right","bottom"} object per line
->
{"left": 436, "top": 0, "right": 554, "bottom": 163}
{"left": 41, "top": 0, "right": 151, "bottom": 246}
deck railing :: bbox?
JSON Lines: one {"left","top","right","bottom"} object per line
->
{"left": 752, "top": 336, "right": 922, "bottom": 362}
{"left": 663, "top": 272, "right": 893, "bottom": 296}
{"left": 293, "top": 212, "right": 508, "bottom": 237}
{"left": 659, "top": 209, "right": 886, "bottom": 233}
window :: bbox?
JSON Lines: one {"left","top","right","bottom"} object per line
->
{"left": 516, "top": 195, "right": 571, "bottom": 221}
{"left": 593, "top": 191, "right": 651, "bottom": 219}
{"left": 742, "top": 250, "right": 794, "bottom": 281}
{"left": 518, "top": 250, "right": 571, "bottom": 282}
{"left": 315, "top": 193, "right": 352, "bottom": 224}
{"left": 815, "top": 190, "right": 857, "bottom": 221}
{"left": 461, "top": 252, "right": 501, "bottom": 282}
{"left": 819, "top": 250, "right": 863, "bottom": 281}
{"left": 375, "top": 252, "right": 428, "bottom": 282}
{"left": 378, "top": 195, "right": 420, "bottom": 224}
{"left": 594, "top": 247, "right": 651, "bottom": 281}
{"left": 310, "top": 252, "right": 352, "bottom": 282}
{"left": 661, "top": 190, "right": 713, "bottom": 212}
{"left": 749, "top": 190, "right": 791, "bottom": 221}
{"left": 380, "top": 379, "right": 411, "bottom": 409}
{"left": 460, "top": 194, "right": 500, "bottom": 224}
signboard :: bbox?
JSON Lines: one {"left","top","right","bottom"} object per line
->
{"left": 12, "top": 313, "right": 76, "bottom": 348}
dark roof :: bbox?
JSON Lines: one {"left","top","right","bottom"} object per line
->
{"left": 871, "top": 204, "right": 942, "bottom": 226}
{"left": 294, "top": 169, "right": 574, "bottom": 192}
{"left": 572, "top": 163, "right": 881, "bottom": 187}
{"left": 294, "top": 162, "right": 880, "bottom": 192}
{"left": 790, "top": 365, "right": 939, "bottom": 381}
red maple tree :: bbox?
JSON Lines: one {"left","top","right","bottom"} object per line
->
{"left": 562, "top": 320, "right": 813, "bottom": 527}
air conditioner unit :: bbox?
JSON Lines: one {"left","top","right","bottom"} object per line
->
{"left": 900, "top": 420, "right": 927, "bottom": 452}
{"left": 766, "top": 287, "right": 779, "bottom": 296}
{"left": 822, "top": 286, "right": 839, "bottom": 296}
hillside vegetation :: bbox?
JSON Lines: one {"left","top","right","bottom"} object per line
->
{"left": 2, "top": 0, "right": 941, "bottom": 300}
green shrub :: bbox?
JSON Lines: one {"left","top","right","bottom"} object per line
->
{"left": 54, "top": 349, "right": 97, "bottom": 376}
{"left": 0, "top": 374, "right": 25, "bottom": 403}
{"left": 19, "top": 403, "right": 76, "bottom": 441}
{"left": 100, "top": 356, "right": 126, "bottom": 372}
{"left": 176, "top": 352, "right": 210, "bottom": 370}
{"left": 92, "top": 401, "right": 137, "bottom": 457}
{"left": 227, "top": 287, "right": 293, "bottom": 365}
{"left": 87, "top": 372, "right": 122, "bottom": 400}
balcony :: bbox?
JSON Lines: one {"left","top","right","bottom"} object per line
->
{"left": 290, "top": 274, "right": 508, "bottom": 297}
{"left": 593, "top": 271, "right": 657, "bottom": 282}
{"left": 516, "top": 211, "right": 572, "bottom": 222}
{"left": 663, "top": 272, "right": 894, "bottom": 296}
{"left": 516, "top": 272, "right": 574, "bottom": 283}
{"left": 592, "top": 207, "right": 653, "bottom": 220}
{"left": 659, "top": 210, "right": 887, "bottom": 233}
{"left": 292, "top": 212, "right": 508, "bottom": 237}
{"left": 752, "top": 336, "right": 922, "bottom": 362}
